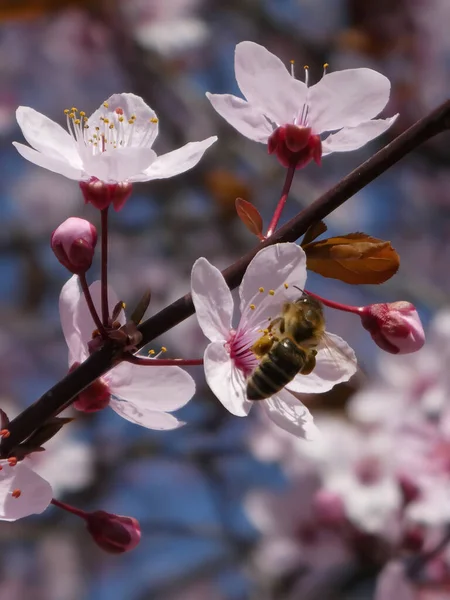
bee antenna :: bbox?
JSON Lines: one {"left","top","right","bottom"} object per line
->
{"left": 293, "top": 285, "right": 305, "bottom": 293}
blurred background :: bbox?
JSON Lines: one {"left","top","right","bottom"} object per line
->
{"left": 0, "top": 0, "right": 449, "bottom": 598}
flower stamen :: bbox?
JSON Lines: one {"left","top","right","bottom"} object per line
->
{"left": 11, "top": 489, "right": 21, "bottom": 499}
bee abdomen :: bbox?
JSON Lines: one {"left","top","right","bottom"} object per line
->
{"left": 246, "top": 338, "right": 307, "bottom": 401}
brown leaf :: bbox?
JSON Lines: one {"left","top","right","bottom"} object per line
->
{"left": 24, "top": 417, "right": 75, "bottom": 449}
{"left": 301, "top": 221, "right": 328, "bottom": 246}
{"left": 303, "top": 233, "right": 400, "bottom": 284}
{"left": 130, "top": 290, "right": 151, "bottom": 324}
{"left": 235, "top": 198, "right": 264, "bottom": 238}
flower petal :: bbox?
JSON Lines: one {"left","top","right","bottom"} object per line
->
{"left": 0, "top": 461, "right": 52, "bottom": 521}
{"left": 139, "top": 137, "right": 217, "bottom": 181}
{"left": 206, "top": 93, "right": 272, "bottom": 143}
{"left": 83, "top": 147, "right": 156, "bottom": 183}
{"left": 109, "top": 399, "right": 185, "bottom": 430}
{"left": 321, "top": 116, "right": 398, "bottom": 156}
{"left": 308, "top": 68, "right": 392, "bottom": 133}
{"left": 15, "top": 106, "right": 82, "bottom": 165}
{"left": 109, "top": 361, "right": 195, "bottom": 412}
{"left": 191, "top": 257, "right": 234, "bottom": 342}
{"left": 287, "top": 333, "right": 357, "bottom": 394}
{"left": 261, "top": 390, "right": 318, "bottom": 439}
{"left": 88, "top": 93, "right": 159, "bottom": 149}
{"left": 239, "top": 243, "right": 307, "bottom": 326}
{"left": 13, "top": 142, "right": 84, "bottom": 180}
{"left": 74, "top": 280, "right": 123, "bottom": 348}
{"left": 234, "top": 41, "right": 308, "bottom": 125}
{"left": 204, "top": 341, "right": 252, "bottom": 417}
{"left": 374, "top": 562, "right": 415, "bottom": 600}
{"left": 59, "top": 275, "right": 87, "bottom": 364}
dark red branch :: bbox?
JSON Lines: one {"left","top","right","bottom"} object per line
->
{"left": 1, "top": 100, "right": 449, "bottom": 456}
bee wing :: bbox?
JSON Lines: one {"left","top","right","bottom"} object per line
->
{"left": 286, "top": 332, "right": 357, "bottom": 394}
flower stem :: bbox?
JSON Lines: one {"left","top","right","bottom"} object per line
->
{"left": 101, "top": 207, "right": 109, "bottom": 327}
{"left": 51, "top": 498, "right": 87, "bottom": 520}
{"left": 265, "top": 164, "right": 297, "bottom": 238}
{"left": 124, "top": 355, "right": 203, "bottom": 367}
{"left": 79, "top": 274, "right": 108, "bottom": 338}
{"left": 305, "top": 290, "right": 363, "bottom": 315}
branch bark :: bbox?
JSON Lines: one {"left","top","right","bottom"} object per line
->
{"left": 2, "top": 100, "right": 450, "bottom": 456}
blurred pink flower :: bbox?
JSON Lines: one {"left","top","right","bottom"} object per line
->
{"left": 60, "top": 275, "right": 195, "bottom": 430}
{"left": 375, "top": 561, "right": 416, "bottom": 600}
{"left": 191, "top": 243, "right": 356, "bottom": 437}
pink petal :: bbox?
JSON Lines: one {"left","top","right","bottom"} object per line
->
{"left": 109, "top": 399, "right": 185, "bottom": 430}
{"left": 0, "top": 461, "right": 52, "bottom": 521}
{"left": 88, "top": 93, "right": 159, "bottom": 149}
{"left": 261, "top": 390, "right": 318, "bottom": 439}
{"left": 191, "top": 258, "right": 234, "bottom": 342}
{"left": 234, "top": 41, "right": 308, "bottom": 126}
{"left": 139, "top": 137, "right": 217, "bottom": 181}
{"left": 206, "top": 93, "right": 272, "bottom": 143}
{"left": 239, "top": 243, "right": 307, "bottom": 325}
{"left": 109, "top": 361, "right": 195, "bottom": 412}
{"left": 75, "top": 280, "right": 123, "bottom": 347}
{"left": 15, "top": 106, "right": 82, "bottom": 165}
{"left": 13, "top": 142, "right": 83, "bottom": 181}
{"left": 84, "top": 148, "right": 156, "bottom": 183}
{"left": 322, "top": 116, "right": 398, "bottom": 155}
{"left": 374, "top": 562, "right": 416, "bottom": 600}
{"left": 287, "top": 333, "right": 357, "bottom": 394}
{"left": 204, "top": 341, "right": 252, "bottom": 417}
{"left": 308, "top": 68, "right": 391, "bottom": 133}
{"left": 59, "top": 275, "right": 87, "bottom": 364}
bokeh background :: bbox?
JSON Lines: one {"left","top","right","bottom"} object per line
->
{"left": 0, "top": 1, "right": 449, "bottom": 599}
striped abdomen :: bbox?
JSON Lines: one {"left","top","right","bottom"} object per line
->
{"left": 246, "top": 338, "right": 308, "bottom": 401}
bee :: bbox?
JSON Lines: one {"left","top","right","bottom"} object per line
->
{"left": 246, "top": 292, "right": 327, "bottom": 400}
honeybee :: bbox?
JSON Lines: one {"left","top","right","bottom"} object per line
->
{"left": 246, "top": 292, "right": 327, "bottom": 400}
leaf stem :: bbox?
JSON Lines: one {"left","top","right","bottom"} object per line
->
{"left": 79, "top": 274, "right": 109, "bottom": 338}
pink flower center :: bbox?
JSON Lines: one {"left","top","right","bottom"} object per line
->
{"left": 226, "top": 328, "right": 259, "bottom": 377}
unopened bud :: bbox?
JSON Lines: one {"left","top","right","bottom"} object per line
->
{"left": 51, "top": 217, "right": 97, "bottom": 274}
{"left": 360, "top": 302, "right": 425, "bottom": 354}
{"left": 268, "top": 125, "right": 322, "bottom": 169}
{"left": 85, "top": 510, "right": 141, "bottom": 554}
{"left": 313, "top": 489, "right": 346, "bottom": 526}
{"left": 80, "top": 178, "right": 132, "bottom": 211}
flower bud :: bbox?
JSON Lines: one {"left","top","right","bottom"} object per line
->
{"left": 51, "top": 217, "right": 97, "bottom": 275}
{"left": 268, "top": 125, "right": 322, "bottom": 169}
{"left": 360, "top": 301, "right": 425, "bottom": 354}
{"left": 313, "top": 489, "right": 346, "bottom": 526}
{"left": 85, "top": 510, "right": 141, "bottom": 554}
{"left": 80, "top": 178, "right": 132, "bottom": 211}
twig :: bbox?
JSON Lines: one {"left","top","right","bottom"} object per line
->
{"left": 1, "top": 100, "right": 449, "bottom": 456}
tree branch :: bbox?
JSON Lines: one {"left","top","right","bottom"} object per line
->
{"left": 2, "top": 100, "right": 449, "bottom": 456}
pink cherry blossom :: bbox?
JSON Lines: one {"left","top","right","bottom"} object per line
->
{"left": 190, "top": 243, "right": 356, "bottom": 438}
{"left": 13, "top": 93, "right": 217, "bottom": 185}
{"left": 59, "top": 275, "right": 195, "bottom": 430}
{"left": 207, "top": 41, "right": 397, "bottom": 163}
{"left": 375, "top": 561, "right": 416, "bottom": 600}
{"left": 0, "top": 459, "right": 52, "bottom": 521}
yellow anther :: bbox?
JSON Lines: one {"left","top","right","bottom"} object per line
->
{"left": 79, "top": 111, "right": 86, "bottom": 116}
{"left": 304, "top": 65, "right": 309, "bottom": 70}
{"left": 148, "top": 349, "right": 155, "bottom": 355}
{"left": 103, "top": 102, "right": 109, "bottom": 108}
{"left": 128, "top": 119, "right": 134, "bottom": 124}
{"left": 109, "top": 124, "right": 114, "bottom": 129}
{"left": 268, "top": 290, "right": 275, "bottom": 296}
{"left": 83, "top": 116, "right": 88, "bottom": 121}
{"left": 263, "top": 328, "right": 269, "bottom": 334}
{"left": 74, "top": 119, "right": 81, "bottom": 125}
{"left": 259, "top": 287, "right": 265, "bottom": 293}
{"left": 290, "top": 59, "right": 295, "bottom": 65}
{"left": 323, "top": 63, "right": 329, "bottom": 69}
{"left": 95, "top": 126, "right": 100, "bottom": 131}
{"left": 118, "top": 116, "right": 124, "bottom": 122}
{"left": 130, "top": 114, "right": 136, "bottom": 120}
{"left": 150, "top": 117, "right": 158, "bottom": 123}
{"left": 71, "top": 107, "right": 78, "bottom": 112}
{"left": 93, "top": 142, "right": 98, "bottom": 147}
{"left": 69, "top": 112, "right": 75, "bottom": 119}
{"left": 122, "top": 302, "right": 126, "bottom": 309}
{"left": 161, "top": 346, "right": 167, "bottom": 353}
{"left": 84, "top": 125, "right": 89, "bottom": 129}
{"left": 284, "top": 283, "right": 289, "bottom": 289}
{"left": 64, "top": 109, "right": 70, "bottom": 114}
{"left": 103, "top": 118, "right": 109, "bottom": 124}
{"left": 250, "top": 304, "right": 256, "bottom": 310}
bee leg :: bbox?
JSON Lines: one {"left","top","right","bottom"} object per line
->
{"left": 300, "top": 350, "right": 317, "bottom": 375}
{"left": 251, "top": 334, "right": 275, "bottom": 358}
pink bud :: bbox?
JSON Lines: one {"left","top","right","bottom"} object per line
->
{"left": 268, "top": 125, "right": 322, "bottom": 169}
{"left": 51, "top": 217, "right": 97, "bottom": 274}
{"left": 80, "top": 178, "right": 132, "bottom": 211}
{"left": 313, "top": 489, "right": 346, "bottom": 526}
{"left": 360, "top": 301, "right": 425, "bottom": 354}
{"left": 85, "top": 510, "right": 141, "bottom": 554}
